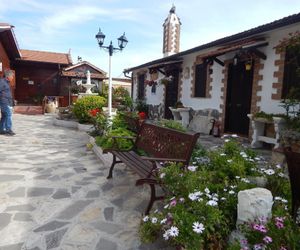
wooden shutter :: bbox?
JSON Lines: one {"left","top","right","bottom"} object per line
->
{"left": 282, "top": 46, "right": 300, "bottom": 98}
{"left": 138, "top": 74, "right": 145, "bottom": 99}
{"left": 194, "top": 63, "right": 207, "bottom": 97}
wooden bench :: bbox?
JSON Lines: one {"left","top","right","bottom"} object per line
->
{"left": 105, "top": 122, "right": 200, "bottom": 214}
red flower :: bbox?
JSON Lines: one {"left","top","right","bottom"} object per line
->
{"left": 89, "top": 108, "right": 101, "bottom": 117}
{"left": 138, "top": 112, "right": 146, "bottom": 120}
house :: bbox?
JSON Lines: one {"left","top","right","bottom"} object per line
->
{"left": 12, "top": 50, "right": 108, "bottom": 106}
{"left": 60, "top": 60, "right": 107, "bottom": 105}
{"left": 13, "top": 49, "right": 73, "bottom": 104}
{"left": 124, "top": 7, "right": 300, "bottom": 138}
{"left": 0, "top": 23, "right": 21, "bottom": 98}
{"left": 103, "top": 77, "right": 132, "bottom": 95}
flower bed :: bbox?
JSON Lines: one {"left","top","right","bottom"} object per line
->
{"left": 139, "top": 136, "right": 299, "bottom": 250}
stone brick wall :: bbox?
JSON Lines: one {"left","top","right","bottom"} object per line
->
{"left": 272, "top": 48, "right": 285, "bottom": 100}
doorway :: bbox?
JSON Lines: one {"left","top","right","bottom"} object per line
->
{"left": 164, "top": 70, "right": 179, "bottom": 119}
{"left": 225, "top": 61, "right": 254, "bottom": 135}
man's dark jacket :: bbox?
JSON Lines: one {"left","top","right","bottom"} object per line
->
{"left": 0, "top": 78, "right": 13, "bottom": 106}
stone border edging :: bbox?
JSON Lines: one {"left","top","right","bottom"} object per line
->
{"left": 53, "top": 117, "right": 105, "bottom": 164}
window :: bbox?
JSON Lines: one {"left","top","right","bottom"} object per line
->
{"left": 282, "top": 46, "right": 300, "bottom": 98}
{"left": 194, "top": 63, "right": 207, "bottom": 97}
{"left": 137, "top": 74, "right": 145, "bottom": 99}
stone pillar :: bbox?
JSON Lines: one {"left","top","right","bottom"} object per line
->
{"left": 237, "top": 188, "right": 273, "bottom": 225}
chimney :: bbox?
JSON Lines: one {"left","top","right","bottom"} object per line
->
{"left": 162, "top": 5, "right": 181, "bottom": 57}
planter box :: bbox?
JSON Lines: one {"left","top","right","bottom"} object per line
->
{"left": 89, "top": 136, "right": 105, "bottom": 164}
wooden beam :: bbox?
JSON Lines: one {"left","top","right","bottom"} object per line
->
{"left": 213, "top": 57, "right": 225, "bottom": 67}
{"left": 249, "top": 48, "right": 267, "bottom": 60}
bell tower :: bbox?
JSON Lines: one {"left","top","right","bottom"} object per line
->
{"left": 162, "top": 5, "right": 181, "bottom": 57}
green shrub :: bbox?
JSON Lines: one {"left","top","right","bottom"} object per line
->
{"left": 95, "top": 127, "right": 135, "bottom": 151}
{"left": 73, "top": 96, "right": 106, "bottom": 123}
{"left": 158, "top": 119, "right": 187, "bottom": 132}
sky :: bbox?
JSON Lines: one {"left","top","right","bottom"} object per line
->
{"left": 1, "top": 0, "right": 300, "bottom": 77}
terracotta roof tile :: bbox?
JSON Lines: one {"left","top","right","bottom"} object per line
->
{"left": 19, "top": 49, "right": 72, "bottom": 65}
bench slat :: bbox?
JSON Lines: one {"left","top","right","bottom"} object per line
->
{"left": 112, "top": 151, "right": 154, "bottom": 178}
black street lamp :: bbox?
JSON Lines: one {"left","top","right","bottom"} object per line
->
{"left": 95, "top": 28, "right": 128, "bottom": 117}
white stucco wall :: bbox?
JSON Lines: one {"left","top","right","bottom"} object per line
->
{"left": 131, "top": 22, "right": 300, "bottom": 116}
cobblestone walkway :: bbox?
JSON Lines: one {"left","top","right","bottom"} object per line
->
{"left": 0, "top": 114, "right": 172, "bottom": 250}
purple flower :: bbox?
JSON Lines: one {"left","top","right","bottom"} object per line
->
{"left": 253, "top": 244, "right": 265, "bottom": 250}
{"left": 170, "top": 199, "right": 177, "bottom": 207}
{"left": 240, "top": 239, "right": 248, "bottom": 246}
{"left": 280, "top": 246, "right": 287, "bottom": 250}
{"left": 252, "top": 224, "right": 267, "bottom": 233}
{"left": 263, "top": 236, "right": 272, "bottom": 244}
{"left": 276, "top": 221, "right": 284, "bottom": 229}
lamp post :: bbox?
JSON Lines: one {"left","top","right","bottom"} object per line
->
{"left": 95, "top": 28, "right": 128, "bottom": 118}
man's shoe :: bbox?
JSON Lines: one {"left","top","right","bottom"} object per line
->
{"left": 5, "top": 131, "right": 15, "bottom": 136}
{"left": 0, "top": 131, "right": 6, "bottom": 135}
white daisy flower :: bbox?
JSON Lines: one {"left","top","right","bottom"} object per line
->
{"left": 163, "top": 230, "right": 169, "bottom": 240}
{"left": 225, "top": 139, "right": 230, "bottom": 142}
{"left": 223, "top": 188, "right": 228, "bottom": 192}
{"left": 188, "top": 193, "right": 198, "bottom": 201}
{"left": 143, "top": 216, "right": 149, "bottom": 222}
{"left": 221, "top": 197, "right": 226, "bottom": 201}
{"left": 241, "top": 178, "right": 250, "bottom": 183}
{"left": 160, "top": 218, "right": 167, "bottom": 224}
{"left": 197, "top": 197, "right": 203, "bottom": 202}
{"left": 151, "top": 217, "right": 158, "bottom": 224}
{"left": 231, "top": 134, "right": 238, "bottom": 138}
{"left": 169, "top": 226, "right": 179, "bottom": 237}
{"left": 264, "top": 169, "right": 275, "bottom": 175}
{"left": 227, "top": 159, "right": 233, "bottom": 163}
{"left": 235, "top": 176, "right": 241, "bottom": 179}
{"left": 204, "top": 188, "right": 210, "bottom": 194}
{"left": 192, "top": 221, "right": 205, "bottom": 234}
{"left": 278, "top": 173, "right": 285, "bottom": 177}
{"left": 276, "top": 164, "right": 282, "bottom": 169}
{"left": 164, "top": 204, "right": 169, "bottom": 209}
{"left": 206, "top": 200, "right": 218, "bottom": 206}
{"left": 187, "top": 166, "right": 198, "bottom": 172}
{"left": 220, "top": 153, "right": 226, "bottom": 156}
{"left": 194, "top": 191, "right": 203, "bottom": 196}
{"left": 229, "top": 190, "right": 235, "bottom": 195}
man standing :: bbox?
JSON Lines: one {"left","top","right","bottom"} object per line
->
{"left": 0, "top": 70, "right": 15, "bottom": 135}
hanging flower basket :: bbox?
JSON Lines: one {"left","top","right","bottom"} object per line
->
{"left": 159, "top": 76, "right": 173, "bottom": 86}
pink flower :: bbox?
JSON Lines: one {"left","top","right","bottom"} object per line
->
{"left": 276, "top": 221, "right": 284, "bottom": 229}
{"left": 252, "top": 224, "right": 267, "bottom": 233}
{"left": 170, "top": 199, "right": 177, "bottom": 207}
{"left": 263, "top": 236, "right": 272, "bottom": 244}
{"left": 280, "top": 246, "right": 287, "bottom": 250}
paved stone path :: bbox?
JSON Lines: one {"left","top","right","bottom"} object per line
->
{"left": 0, "top": 114, "right": 172, "bottom": 250}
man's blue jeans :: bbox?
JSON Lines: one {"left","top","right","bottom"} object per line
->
{"left": 0, "top": 104, "right": 13, "bottom": 132}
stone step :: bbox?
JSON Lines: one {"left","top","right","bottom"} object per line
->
{"left": 14, "top": 105, "right": 44, "bottom": 115}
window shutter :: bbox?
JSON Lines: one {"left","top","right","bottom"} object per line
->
{"left": 194, "top": 63, "right": 207, "bottom": 97}
{"left": 138, "top": 74, "right": 145, "bottom": 99}
{"left": 282, "top": 47, "right": 300, "bottom": 98}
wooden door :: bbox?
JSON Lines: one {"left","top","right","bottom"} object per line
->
{"left": 225, "top": 61, "right": 254, "bottom": 135}
{"left": 164, "top": 70, "right": 179, "bottom": 119}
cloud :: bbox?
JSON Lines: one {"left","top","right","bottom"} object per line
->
{"left": 40, "top": 4, "right": 140, "bottom": 35}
